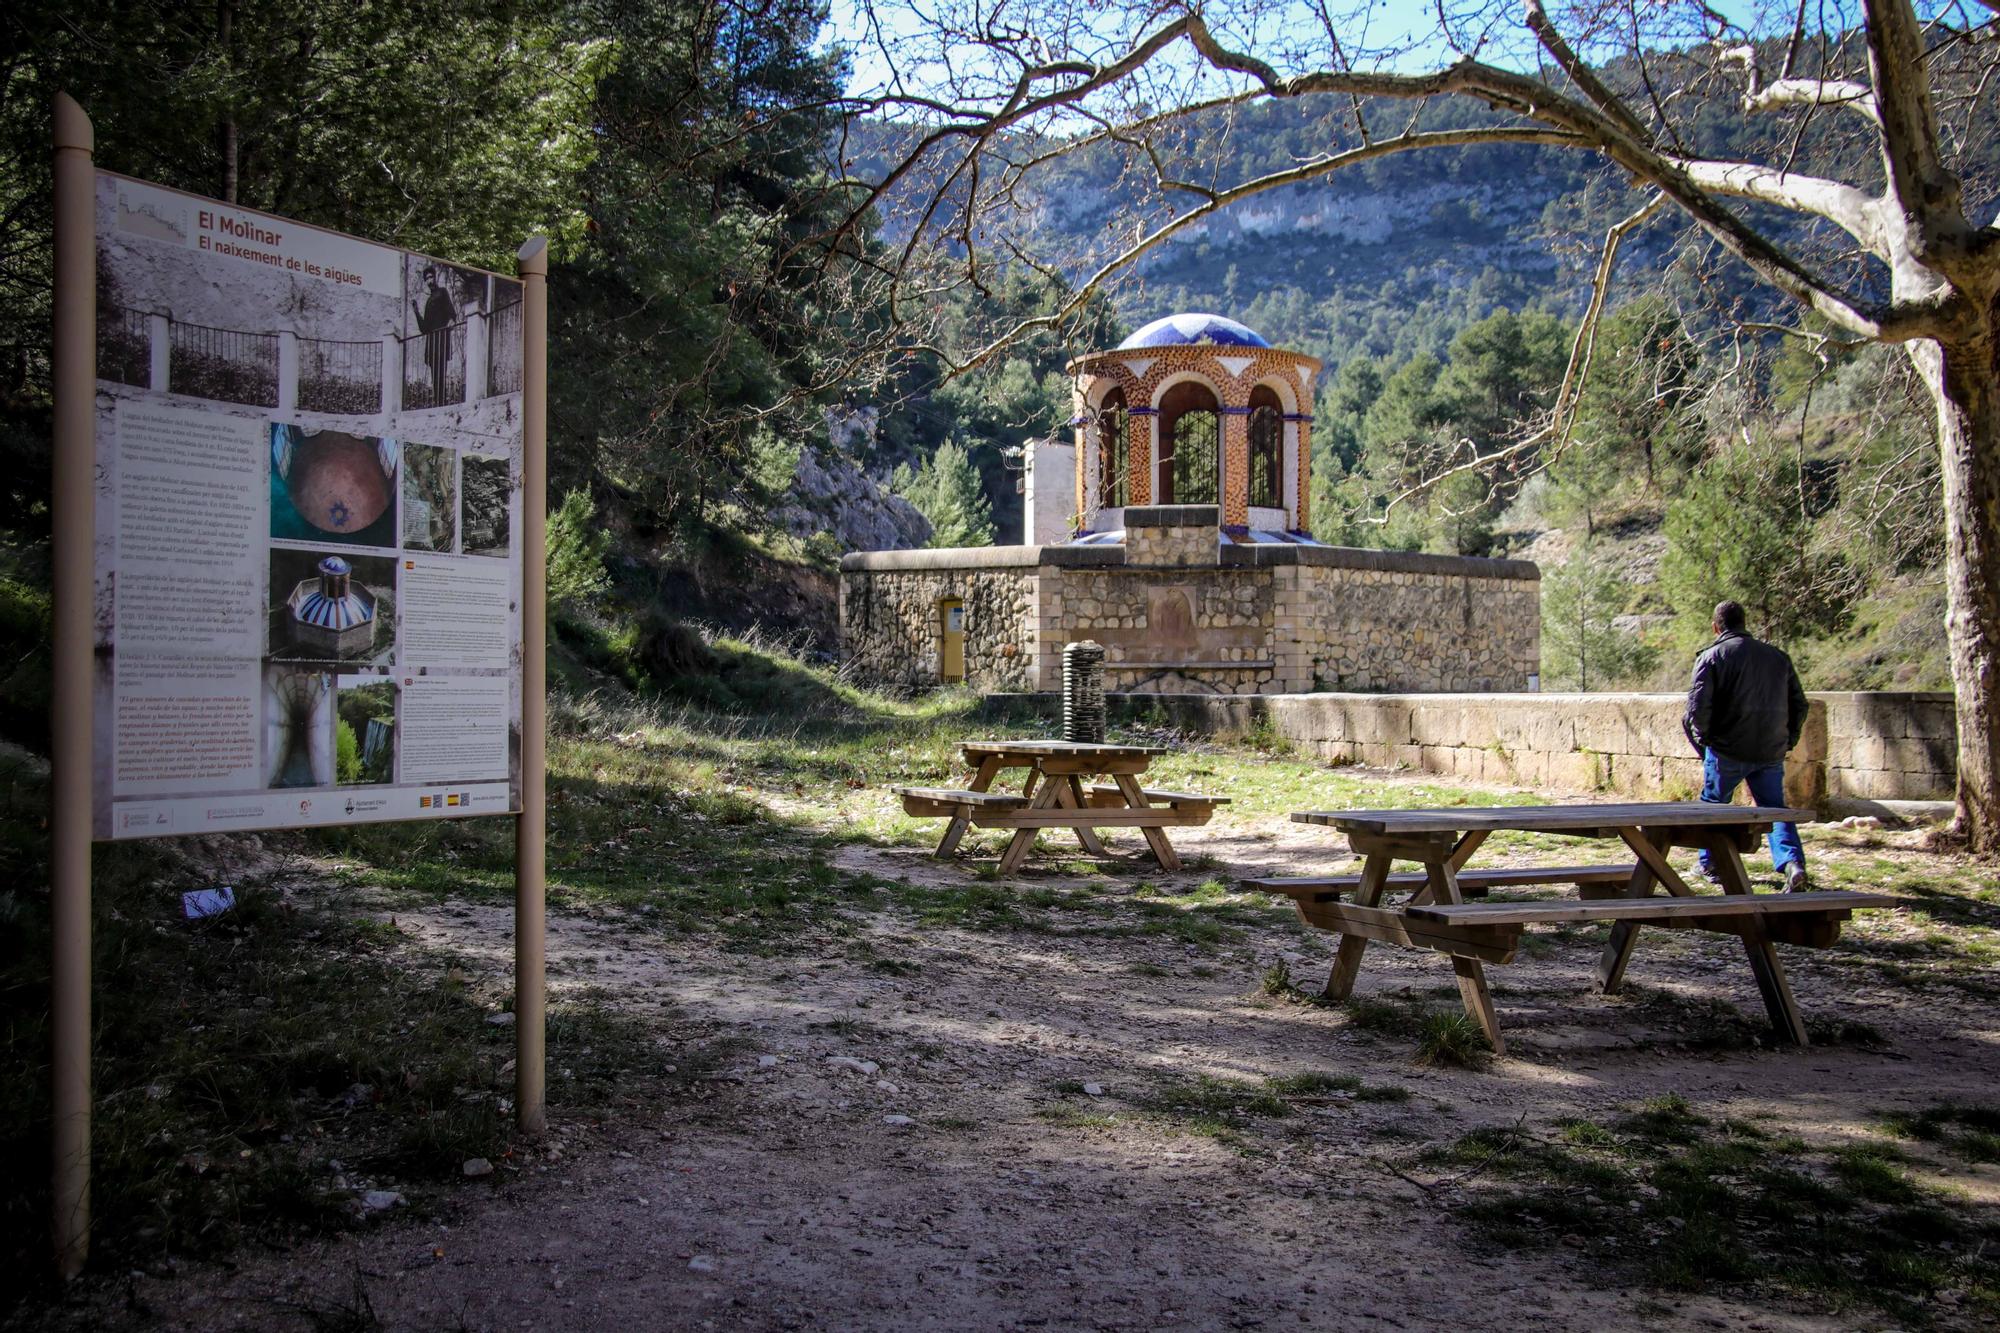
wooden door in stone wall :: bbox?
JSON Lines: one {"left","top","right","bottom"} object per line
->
{"left": 938, "top": 597, "right": 966, "bottom": 683}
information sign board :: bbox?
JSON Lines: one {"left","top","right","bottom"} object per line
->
{"left": 89, "top": 172, "right": 525, "bottom": 837}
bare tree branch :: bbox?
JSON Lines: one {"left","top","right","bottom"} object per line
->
{"left": 1722, "top": 43, "right": 1884, "bottom": 128}
{"left": 1862, "top": 0, "right": 1979, "bottom": 269}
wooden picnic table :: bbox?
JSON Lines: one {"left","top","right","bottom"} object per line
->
{"left": 1250, "top": 802, "right": 1896, "bottom": 1054}
{"left": 893, "top": 740, "right": 1227, "bottom": 874}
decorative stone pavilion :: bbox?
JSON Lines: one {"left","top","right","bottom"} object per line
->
{"left": 1067, "top": 312, "right": 1320, "bottom": 536}
{"left": 841, "top": 314, "right": 1541, "bottom": 696}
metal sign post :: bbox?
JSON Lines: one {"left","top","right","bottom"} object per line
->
{"left": 50, "top": 90, "right": 98, "bottom": 1283}
{"left": 515, "top": 237, "right": 548, "bottom": 1137}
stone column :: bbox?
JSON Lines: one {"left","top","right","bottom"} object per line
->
{"left": 465, "top": 306, "right": 490, "bottom": 403}
{"left": 381, "top": 332, "right": 403, "bottom": 418}
{"left": 277, "top": 331, "right": 299, "bottom": 413}
{"left": 1289, "top": 414, "right": 1313, "bottom": 534}
{"left": 147, "top": 313, "right": 170, "bottom": 392}
{"left": 1072, "top": 376, "right": 1093, "bottom": 526}
{"left": 1128, "top": 408, "right": 1155, "bottom": 506}
{"left": 1221, "top": 404, "right": 1251, "bottom": 527}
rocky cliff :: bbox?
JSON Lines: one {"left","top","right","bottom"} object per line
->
{"left": 771, "top": 439, "right": 931, "bottom": 554}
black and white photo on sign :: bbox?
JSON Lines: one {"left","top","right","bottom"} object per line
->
{"left": 267, "top": 548, "right": 398, "bottom": 667}
{"left": 401, "top": 256, "right": 525, "bottom": 412}
{"left": 95, "top": 176, "right": 400, "bottom": 414}
{"left": 401, "top": 442, "right": 457, "bottom": 552}
{"left": 262, "top": 666, "right": 333, "bottom": 789}
{"left": 460, "top": 454, "right": 511, "bottom": 557}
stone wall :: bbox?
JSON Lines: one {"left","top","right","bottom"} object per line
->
{"left": 1123, "top": 505, "right": 1220, "bottom": 567}
{"left": 1003, "top": 690, "right": 1958, "bottom": 807}
{"left": 842, "top": 532, "right": 1540, "bottom": 698}
{"left": 1819, "top": 692, "right": 1956, "bottom": 801}
{"left": 1282, "top": 553, "right": 1541, "bottom": 693}
{"left": 836, "top": 548, "right": 1039, "bottom": 691}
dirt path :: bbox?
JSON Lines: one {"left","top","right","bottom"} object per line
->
{"left": 44, "top": 799, "right": 2000, "bottom": 1331}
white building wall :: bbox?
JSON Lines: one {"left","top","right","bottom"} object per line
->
{"left": 1023, "top": 437, "right": 1076, "bottom": 544}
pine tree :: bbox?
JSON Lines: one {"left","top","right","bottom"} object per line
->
{"left": 1542, "top": 544, "right": 1654, "bottom": 691}
{"left": 1660, "top": 443, "right": 1857, "bottom": 651}
{"left": 894, "top": 441, "right": 995, "bottom": 548}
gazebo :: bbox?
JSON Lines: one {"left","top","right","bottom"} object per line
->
{"left": 1065, "top": 313, "right": 1322, "bottom": 540}
{"left": 838, "top": 310, "right": 1540, "bottom": 698}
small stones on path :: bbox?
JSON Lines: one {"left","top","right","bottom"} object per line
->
{"left": 687, "top": 1255, "right": 717, "bottom": 1273}
{"left": 826, "top": 1056, "right": 880, "bottom": 1077}
{"left": 1083, "top": 1082, "right": 1105, "bottom": 1097}
{"left": 882, "top": 1114, "right": 915, "bottom": 1127}
{"left": 484, "top": 1011, "right": 516, "bottom": 1027}
{"left": 359, "top": 1190, "right": 404, "bottom": 1215}
{"left": 462, "top": 1157, "right": 494, "bottom": 1178}
{"left": 758, "top": 1054, "right": 781, "bottom": 1068}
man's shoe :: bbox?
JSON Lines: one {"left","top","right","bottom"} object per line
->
{"left": 1784, "top": 862, "right": 1811, "bottom": 893}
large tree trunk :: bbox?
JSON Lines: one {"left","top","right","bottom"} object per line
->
{"left": 1910, "top": 319, "right": 2000, "bottom": 852}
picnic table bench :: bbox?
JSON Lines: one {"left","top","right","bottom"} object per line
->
{"left": 894, "top": 740, "right": 1228, "bottom": 873}
{"left": 1250, "top": 802, "right": 1896, "bottom": 1054}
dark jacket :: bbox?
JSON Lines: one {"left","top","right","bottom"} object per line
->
{"left": 1683, "top": 630, "right": 1808, "bottom": 765}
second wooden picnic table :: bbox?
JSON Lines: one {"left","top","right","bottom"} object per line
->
{"left": 1249, "top": 802, "right": 1896, "bottom": 1054}
{"left": 894, "top": 739, "right": 1226, "bottom": 873}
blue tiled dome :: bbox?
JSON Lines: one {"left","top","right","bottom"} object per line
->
{"left": 291, "top": 583, "right": 374, "bottom": 630}
{"left": 1117, "top": 313, "right": 1271, "bottom": 350}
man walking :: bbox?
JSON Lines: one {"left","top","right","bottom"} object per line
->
{"left": 1684, "top": 600, "right": 1812, "bottom": 890}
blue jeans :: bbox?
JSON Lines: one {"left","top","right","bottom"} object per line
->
{"left": 1697, "top": 749, "right": 1804, "bottom": 874}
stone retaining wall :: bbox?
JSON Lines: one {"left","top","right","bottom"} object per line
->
{"left": 837, "top": 557, "right": 1040, "bottom": 692}
{"left": 983, "top": 690, "right": 1959, "bottom": 806}
{"left": 1818, "top": 692, "right": 1957, "bottom": 801}
{"left": 840, "top": 525, "right": 1539, "bottom": 696}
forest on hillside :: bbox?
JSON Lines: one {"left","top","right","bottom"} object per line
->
{"left": 0, "top": 3, "right": 1973, "bottom": 748}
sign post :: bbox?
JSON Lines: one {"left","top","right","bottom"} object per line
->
{"left": 46, "top": 94, "right": 549, "bottom": 1274}
{"left": 515, "top": 237, "right": 548, "bottom": 1136}
{"left": 50, "top": 89, "right": 98, "bottom": 1284}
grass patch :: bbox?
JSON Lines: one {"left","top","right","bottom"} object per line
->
{"left": 1430, "top": 1100, "right": 2000, "bottom": 1324}
{"left": 1415, "top": 1013, "right": 1490, "bottom": 1068}
{"left": 1142, "top": 1076, "right": 1293, "bottom": 1120}
{"left": 1881, "top": 1102, "right": 2000, "bottom": 1164}
{"left": 0, "top": 877, "right": 664, "bottom": 1292}
{"left": 1138, "top": 1070, "right": 1411, "bottom": 1139}
{"left": 1032, "top": 1106, "right": 1118, "bottom": 1130}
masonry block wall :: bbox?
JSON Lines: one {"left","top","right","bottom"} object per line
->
{"left": 1075, "top": 691, "right": 1960, "bottom": 806}
{"left": 839, "top": 521, "right": 1541, "bottom": 697}
{"left": 1819, "top": 692, "right": 1956, "bottom": 800}
{"left": 836, "top": 549, "right": 1040, "bottom": 692}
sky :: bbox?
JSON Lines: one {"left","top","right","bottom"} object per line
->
{"left": 821, "top": 0, "right": 1782, "bottom": 103}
